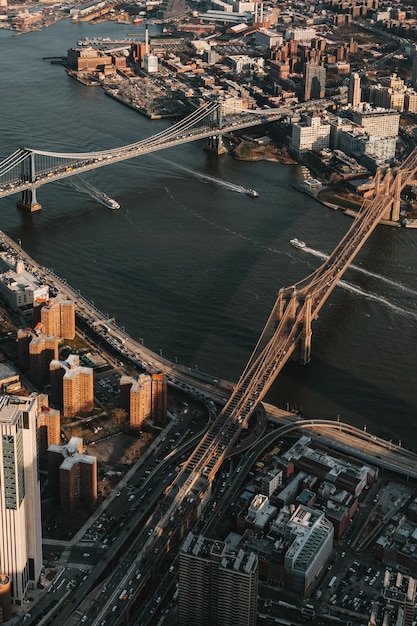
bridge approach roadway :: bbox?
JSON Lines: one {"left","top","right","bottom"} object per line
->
{"left": 64, "top": 419, "right": 417, "bottom": 626}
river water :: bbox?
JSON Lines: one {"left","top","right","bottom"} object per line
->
{"left": 1, "top": 20, "right": 417, "bottom": 446}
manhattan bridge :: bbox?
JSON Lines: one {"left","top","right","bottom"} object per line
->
{"left": 0, "top": 101, "right": 280, "bottom": 211}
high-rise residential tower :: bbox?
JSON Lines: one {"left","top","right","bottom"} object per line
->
{"left": 179, "top": 533, "right": 258, "bottom": 626}
{"left": 47, "top": 437, "right": 97, "bottom": 511}
{"left": 130, "top": 373, "right": 152, "bottom": 429}
{"left": 303, "top": 61, "right": 326, "bottom": 101}
{"left": 50, "top": 355, "right": 93, "bottom": 417}
{"left": 120, "top": 372, "right": 167, "bottom": 430}
{"left": 151, "top": 373, "right": 167, "bottom": 427}
{"left": 40, "top": 295, "right": 75, "bottom": 340}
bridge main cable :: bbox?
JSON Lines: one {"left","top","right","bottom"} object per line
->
{"left": 0, "top": 149, "right": 30, "bottom": 176}
{"left": 26, "top": 102, "right": 220, "bottom": 160}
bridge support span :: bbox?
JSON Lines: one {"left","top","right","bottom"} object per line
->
{"left": 276, "top": 287, "right": 313, "bottom": 364}
{"left": 383, "top": 168, "right": 402, "bottom": 222}
{"left": 299, "top": 294, "right": 312, "bottom": 365}
{"left": 204, "top": 134, "right": 227, "bottom": 155}
{"left": 379, "top": 167, "right": 414, "bottom": 223}
{"left": 204, "top": 103, "right": 227, "bottom": 155}
{"left": 16, "top": 187, "right": 41, "bottom": 212}
{"left": 16, "top": 152, "right": 41, "bottom": 212}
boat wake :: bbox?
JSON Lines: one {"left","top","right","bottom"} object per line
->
{"left": 339, "top": 279, "right": 417, "bottom": 321}
{"left": 289, "top": 244, "right": 417, "bottom": 319}
{"left": 302, "top": 246, "right": 417, "bottom": 299}
{"left": 63, "top": 177, "right": 119, "bottom": 209}
{"left": 151, "top": 155, "right": 247, "bottom": 194}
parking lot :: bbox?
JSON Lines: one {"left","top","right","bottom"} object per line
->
{"left": 329, "top": 560, "right": 384, "bottom": 615}
{"left": 95, "top": 371, "right": 121, "bottom": 404}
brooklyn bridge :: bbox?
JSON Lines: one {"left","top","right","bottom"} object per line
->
{"left": 171, "top": 148, "right": 417, "bottom": 490}
{"left": 82, "top": 145, "right": 417, "bottom": 626}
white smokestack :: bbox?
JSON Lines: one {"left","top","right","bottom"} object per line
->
{"left": 145, "top": 25, "right": 149, "bottom": 55}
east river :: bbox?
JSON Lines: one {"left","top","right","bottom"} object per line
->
{"left": 0, "top": 20, "right": 417, "bottom": 447}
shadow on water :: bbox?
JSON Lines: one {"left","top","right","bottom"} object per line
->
{"left": 268, "top": 356, "right": 417, "bottom": 449}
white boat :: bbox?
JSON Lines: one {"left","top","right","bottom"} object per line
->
{"left": 246, "top": 188, "right": 259, "bottom": 198}
{"left": 290, "top": 238, "right": 306, "bottom": 249}
{"left": 102, "top": 194, "right": 120, "bottom": 210}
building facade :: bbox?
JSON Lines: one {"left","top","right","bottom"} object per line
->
{"left": 348, "top": 72, "right": 361, "bottom": 107}
{"left": 50, "top": 355, "right": 93, "bottom": 417}
{"left": 291, "top": 113, "right": 331, "bottom": 157}
{"left": 0, "top": 395, "right": 42, "bottom": 603}
{"left": 179, "top": 533, "right": 258, "bottom": 626}
{"left": 130, "top": 373, "right": 152, "bottom": 429}
{"left": 120, "top": 372, "right": 167, "bottom": 430}
{"left": 29, "top": 334, "right": 59, "bottom": 388}
{"left": 284, "top": 505, "right": 333, "bottom": 595}
{"left": 303, "top": 62, "right": 326, "bottom": 101}
{"left": 47, "top": 437, "right": 97, "bottom": 511}
{"left": 36, "top": 395, "right": 61, "bottom": 463}
{"left": 40, "top": 296, "right": 75, "bottom": 340}
{"left": 151, "top": 373, "right": 167, "bottom": 427}
{"left": 350, "top": 107, "right": 400, "bottom": 138}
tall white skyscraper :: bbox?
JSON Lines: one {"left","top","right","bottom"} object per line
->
{"left": 0, "top": 394, "right": 42, "bottom": 603}
{"left": 348, "top": 72, "right": 361, "bottom": 107}
{"left": 412, "top": 45, "right": 417, "bottom": 86}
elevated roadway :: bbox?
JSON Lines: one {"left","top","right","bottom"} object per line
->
{"left": 0, "top": 103, "right": 281, "bottom": 200}
{"left": 0, "top": 97, "right": 337, "bottom": 204}
{"left": 62, "top": 418, "right": 417, "bottom": 626}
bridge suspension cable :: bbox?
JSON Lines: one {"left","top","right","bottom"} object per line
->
{"left": 172, "top": 147, "right": 417, "bottom": 486}
{"left": 0, "top": 149, "right": 30, "bottom": 176}
{"left": 0, "top": 102, "right": 280, "bottom": 206}
{"left": 26, "top": 102, "right": 219, "bottom": 160}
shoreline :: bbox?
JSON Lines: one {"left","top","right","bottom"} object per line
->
{"left": 235, "top": 141, "right": 417, "bottom": 229}
{"left": 293, "top": 178, "right": 417, "bottom": 229}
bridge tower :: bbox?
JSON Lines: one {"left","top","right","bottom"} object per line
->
{"left": 380, "top": 168, "right": 402, "bottom": 223}
{"left": 276, "top": 287, "right": 313, "bottom": 364}
{"left": 16, "top": 152, "right": 41, "bottom": 212}
{"left": 17, "top": 188, "right": 41, "bottom": 213}
{"left": 205, "top": 104, "right": 227, "bottom": 155}
{"left": 373, "top": 167, "right": 383, "bottom": 195}
{"left": 299, "top": 293, "right": 312, "bottom": 365}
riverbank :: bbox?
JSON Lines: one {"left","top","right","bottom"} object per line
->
{"left": 231, "top": 140, "right": 297, "bottom": 164}
{"left": 293, "top": 178, "right": 417, "bottom": 228}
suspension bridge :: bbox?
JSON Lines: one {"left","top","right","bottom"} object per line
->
{"left": 0, "top": 102, "right": 280, "bottom": 211}
{"left": 86, "top": 148, "right": 417, "bottom": 626}
{"left": 171, "top": 148, "right": 417, "bottom": 488}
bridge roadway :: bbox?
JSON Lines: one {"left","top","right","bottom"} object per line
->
{"left": 2, "top": 233, "right": 417, "bottom": 624}
{"left": 65, "top": 419, "right": 417, "bottom": 626}
{"left": 200, "top": 417, "right": 417, "bottom": 540}
{"left": 0, "top": 103, "right": 283, "bottom": 198}
{"left": 0, "top": 96, "right": 338, "bottom": 200}
{"left": 166, "top": 147, "right": 417, "bottom": 494}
